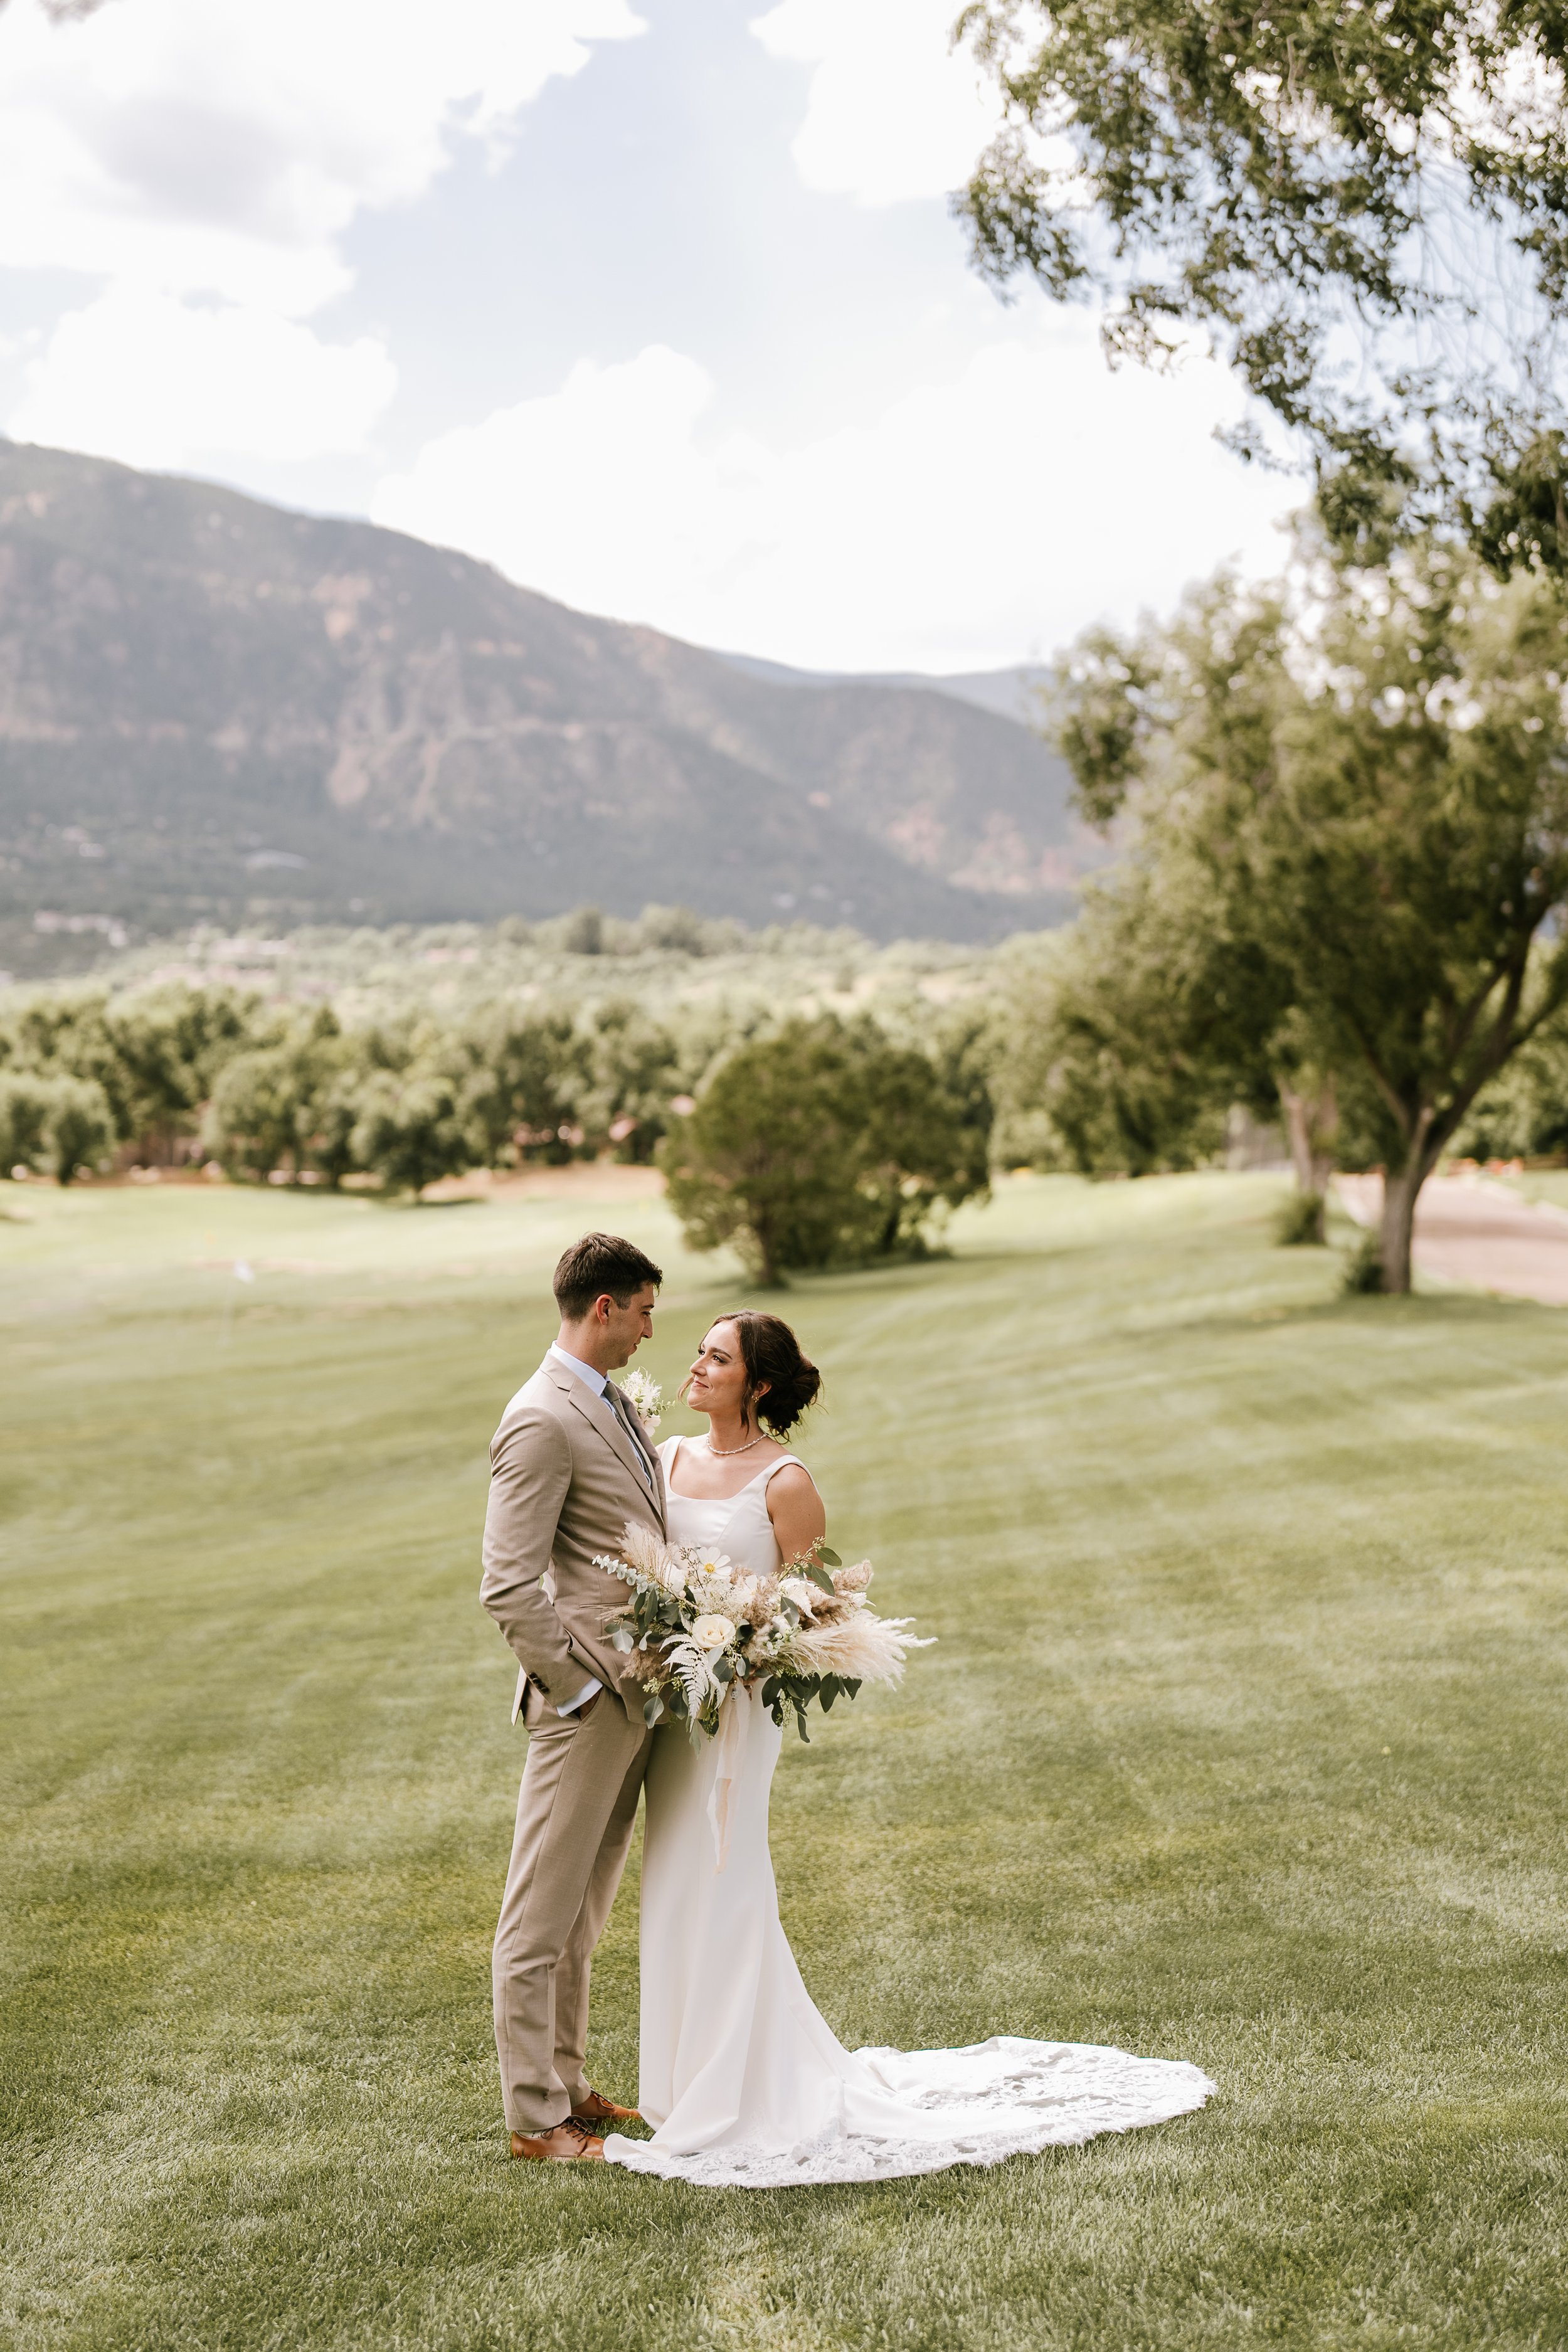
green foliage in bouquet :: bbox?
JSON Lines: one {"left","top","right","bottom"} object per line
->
{"left": 596, "top": 1522, "right": 928, "bottom": 1745}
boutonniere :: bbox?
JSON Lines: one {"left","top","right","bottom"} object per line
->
{"left": 618, "top": 1369, "right": 664, "bottom": 1434}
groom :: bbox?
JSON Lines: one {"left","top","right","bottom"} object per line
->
{"left": 480, "top": 1231, "right": 666, "bottom": 2161}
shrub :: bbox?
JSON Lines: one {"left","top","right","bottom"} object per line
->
{"left": 852, "top": 1032, "right": 990, "bottom": 1256}
{"left": 1342, "top": 1232, "right": 1385, "bottom": 1293}
{"left": 1274, "top": 1188, "right": 1327, "bottom": 1246}
{"left": 0, "top": 1073, "right": 56, "bottom": 1174}
{"left": 660, "top": 1015, "right": 990, "bottom": 1283}
{"left": 43, "top": 1076, "right": 112, "bottom": 1184}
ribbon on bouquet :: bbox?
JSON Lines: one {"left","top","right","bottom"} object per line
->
{"left": 705, "top": 1687, "right": 746, "bottom": 1872}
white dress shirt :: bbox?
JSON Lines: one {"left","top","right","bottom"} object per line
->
{"left": 544, "top": 1343, "right": 610, "bottom": 1715}
{"left": 548, "top": 1341, "right": 610, "bottom": 1397}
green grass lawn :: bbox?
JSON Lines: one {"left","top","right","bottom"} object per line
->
{"left": 3, "top": 1170, "right": 1566, "bottom": 2351}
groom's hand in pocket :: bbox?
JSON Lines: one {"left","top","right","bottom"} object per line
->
{"left": 576, "top": 1690, "right": 602, "bottom": 1721}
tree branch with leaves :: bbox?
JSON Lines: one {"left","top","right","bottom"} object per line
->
{"left": 957, "top": 0, "right": 1568, "bottom": 569}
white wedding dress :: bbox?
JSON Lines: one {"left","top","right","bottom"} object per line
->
{"left": 601, "top": 1439, "right": 1214, "bottom": 2189}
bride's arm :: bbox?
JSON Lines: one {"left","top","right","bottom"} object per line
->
{"left": 766, "top": 1463, "right": 827, "bottom": 1563}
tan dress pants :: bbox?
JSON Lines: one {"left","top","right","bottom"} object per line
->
{"left": 492, "top": 1692, "right": 653, "bottom": 2134}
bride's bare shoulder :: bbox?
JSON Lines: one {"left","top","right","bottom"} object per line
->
{"left": 763, "top": 1457, "right": 826, "bottom": 1547}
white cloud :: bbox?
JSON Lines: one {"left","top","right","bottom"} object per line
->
{"left": 373, "top": 347, "right": 749, "bottom": 621}
{"left": 751, "top": 0, "right": 1000, "bottom": 205}
{"left": 10, "top": 288, "right": 397, "bottom": 469}
{"left": 0, "top": 0, "right": 645, "bottom": 312}
{"left": 372, "top": 331, "right": 1298, "bottom": 672}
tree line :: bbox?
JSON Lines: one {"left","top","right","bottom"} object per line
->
{"left": 0, "top": 978, "right": 994, "bottom": 1283}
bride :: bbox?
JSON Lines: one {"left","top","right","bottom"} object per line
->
{"left": 602, "top": 1311, "right": 1214, "bottom": 2188}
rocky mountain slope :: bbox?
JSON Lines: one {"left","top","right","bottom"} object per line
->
{"left": 0, "top": 441, "right": 1087, "bottom": 977}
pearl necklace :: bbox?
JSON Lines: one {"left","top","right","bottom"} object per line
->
{"left": 706, "top": 1430, "right": 767, "bottom": 1458}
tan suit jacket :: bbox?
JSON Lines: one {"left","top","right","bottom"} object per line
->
{"left": 480, "top": 1358, "right": 667, "bottom": 1725}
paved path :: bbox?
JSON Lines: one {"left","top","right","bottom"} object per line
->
{"left": 1335, "top": 1173, "right": 1568, "bottom": 1305}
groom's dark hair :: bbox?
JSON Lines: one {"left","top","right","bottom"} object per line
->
{"left": 553, "top": 1232, "right": 663, "bottom": 1322}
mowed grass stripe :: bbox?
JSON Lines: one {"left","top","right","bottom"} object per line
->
{"left": 2, "top": 1172, "right": 1566, "bottom": 2350}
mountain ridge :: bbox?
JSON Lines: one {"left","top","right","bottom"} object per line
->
{"left": 713, "top": 649, "right": 1052, "bottom": 726}
{"left": 0, "top": 441, "right": 1089, "bottom": 978}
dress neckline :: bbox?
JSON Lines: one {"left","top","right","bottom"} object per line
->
{"left": 663, "top": 1432, "right": 799, "bottom": 1502}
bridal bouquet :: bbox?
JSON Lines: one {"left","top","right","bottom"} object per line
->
{"left": 595, "top": 1522, "right": 930, "bottom": 1742}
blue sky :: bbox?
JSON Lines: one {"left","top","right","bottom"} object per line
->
{"left": 0, "top": 0, "right": 1295, "bottom": 670}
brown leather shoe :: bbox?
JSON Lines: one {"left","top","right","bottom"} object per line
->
{"left": 571, "top": 2087, "right": 642, "bottom": 2126}
{"left": 509, "top": 2116, "right": 605, "bottom": 2162}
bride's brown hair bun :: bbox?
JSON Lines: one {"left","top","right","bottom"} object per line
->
{"left": 719, "top": 1311, "right": 821, "bottom": 1436}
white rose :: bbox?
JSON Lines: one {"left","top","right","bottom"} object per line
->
{"left": 690, "top": 1614, "right": 733, "bottom": 1652}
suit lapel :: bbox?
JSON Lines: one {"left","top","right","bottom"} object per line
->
{"left": 607, "top": 1382, "right": 669, "bottom": 1534}
{"left": 547, "top": 1364, "right": 663, "bottom": 1523}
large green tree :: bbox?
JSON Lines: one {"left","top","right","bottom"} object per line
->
{"left": 958, "top": 0, "right": 1568, "bottom": 563}
{"left": 1052, "top": 534, "right": 1568, "bottom": 1289}
{"left": 349, "top": 1069, "right": 470, "bottom": 1200}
